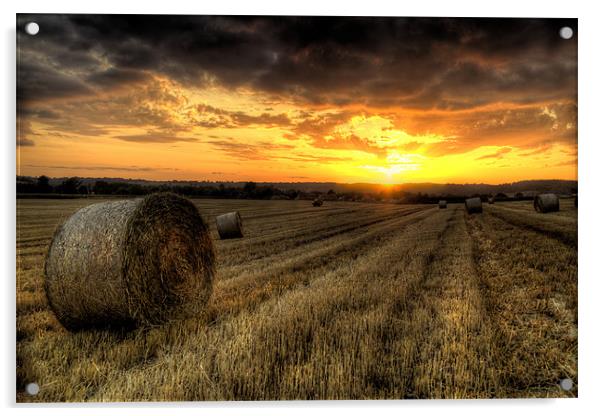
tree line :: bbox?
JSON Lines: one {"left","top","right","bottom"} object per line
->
{"left": 16, "top": 175, "right": 531, "bottom": 204}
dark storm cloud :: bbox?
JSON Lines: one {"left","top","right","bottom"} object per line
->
{"left": 17, "top": 60, "right": 93, "bottom": 104}
{"left": 87, "top": 68, "right": 151, "bottom": 88}
{"left": 17, "top": 15, "right": 577, "bottom": 109}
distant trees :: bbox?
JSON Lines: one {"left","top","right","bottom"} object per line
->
{"left": 55, "top": 177, "right": 82, "bottom": 194}
{"left": 37, "top": 175, "right": 52, "bottom": 193}
{"left": 18, "top": 175, "right": 568, "bottom": 205}
{"left": 285, "top": 189, "right": 299, "bottom": 200}
{"left": 495, "top": 193, "right": 509, "bottom": 201}
{"left": 16, "top": 177, "right": 37, "bottom": 193}
{"left": 17, "top": 175, "right": 56, "bottom": 193}
{"left": 243, "top": 182, "right": 257, "bottom": 194}
{"left": 17, "top": 176, "right": 86, "bottom": 195}
{"left": 92, "top": 180, "right": 111, "bottom": 195}
{"left": 83, "top": 180, "right": 283, "bottom": 200}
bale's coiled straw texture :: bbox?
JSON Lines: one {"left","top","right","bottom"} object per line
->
{"left": 216, "top": 211, "right": 243, "bottom": 239}
{"left": 465, "top": 197, "right": 483, "bottom": 214}
{"left": 44, "top": 193, "right": 215, "bottom": 330}
{"left": 438, "top": 200, "right": 447, "bottom": 209}
{"left": 534, "top": 193, "right": 560, "bottom": 213}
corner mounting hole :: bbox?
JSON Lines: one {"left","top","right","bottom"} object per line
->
{"left": 24, "top": 22, "right": 39, "bottom": 36}
{"left": 559, "top": 26, "right": 573, "bottom": 40}
{"left": 560, "top": 378, "right": 573, "bottom": 391}
{"left": 25, "top": 382, "right": 39, "bottom": 396}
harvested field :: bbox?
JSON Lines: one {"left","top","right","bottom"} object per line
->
{"left": 16, "top": 198, "right": 577, "bottom": 401}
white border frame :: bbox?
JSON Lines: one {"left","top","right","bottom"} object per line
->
{"left": 3, "top": 1, "right": 600, "bottom": 415}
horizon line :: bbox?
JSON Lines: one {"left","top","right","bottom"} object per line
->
{"left": 16, "top": 174, "right": 578, "bottom": 187}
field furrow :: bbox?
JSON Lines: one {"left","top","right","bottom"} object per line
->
{"left": 15, "top": 198, "right": 578, "bottom": 401}
{"left": 407, "top": 208, "right": 498, "bottom": 398}
{"left": 215, "top": 206, "right": 427, "bottom": 269}
{"left": 465, "top": 210, "right": 577, "bottom": 397}
{"left": 209, "top": 208, "right": 436, "bottom": 319}
{"left": 486, "top": 204, "right": 577, "bottom": 248}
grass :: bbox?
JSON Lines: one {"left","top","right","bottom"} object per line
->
{"left": 16, "top": 198, "right": 577, "bottom": 401}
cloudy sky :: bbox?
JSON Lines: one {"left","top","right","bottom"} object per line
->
{"left": 17, "top": 15, "right": 577, "bottom": 184}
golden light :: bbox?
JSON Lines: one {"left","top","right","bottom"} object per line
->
{"left": 360, "top": 152, "right": 424, "bottom": 183}
{"left": 17, "top": 75, "right": 577, "bottom": 185}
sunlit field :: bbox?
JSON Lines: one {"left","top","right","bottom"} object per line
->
{"left": 16, "top": 197, "right": 577, "bottom": 401}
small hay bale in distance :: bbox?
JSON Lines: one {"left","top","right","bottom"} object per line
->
{"left": 438, "top": 200, "right": 447, "bottom": 209}
{"left": 488, "top": 196, "right": 495, "bottom": 204}
{"left": 312, "top": 199, "right": 323, "bottom": 207}
{"left": 216, "top": 211, "right": 243, "bottom": 239}
{"left": 44, "top": 192, "right": 215, "bottom": 330}
{"left": 534, "top": 193, "right": 560, "bottom": 213}
{"left": 465, "top": 197, "right": 483, "bottom": 214}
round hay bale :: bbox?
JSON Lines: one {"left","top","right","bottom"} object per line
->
{"left": 488, "top": 196, "right": 495, "bottom": 204}
{"left": 312, "top": 199, "right": 323, "bottom": 207}
{"left": 216, "top": 211, "right": 243, "bottom": 239}
{"left": 438, "top": 200, "right": 447, "bottom": 209}
{"left": 465, "top": 197, "right": 483, "bottom": 214}
{"left": 534, "top": 193, "right": 560, "bottom": 213}
{"left": 44, "top": 193, "right": 215, "bottom": 330}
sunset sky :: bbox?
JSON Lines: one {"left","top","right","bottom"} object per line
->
{"left": 16, "top": 15, "right": 577, "bottom": 184}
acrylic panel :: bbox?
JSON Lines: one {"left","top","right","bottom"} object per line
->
{"left": 16, "top": 15, "right": 578, "bottom": 402}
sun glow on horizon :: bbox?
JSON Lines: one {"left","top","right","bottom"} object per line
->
{"left": 17, "top": 71, "right": 577, "bottom": 186}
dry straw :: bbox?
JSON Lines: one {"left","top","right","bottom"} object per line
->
{"left": 216, "top": 211, "right": 243, "bottom": 239}
{"left": 534, "top": 193, "right": 560, "bottom": 213}
{"left": 438, "top": 200, "right": 447, "bottom": 209}
{"left": 44, "top": 193, "right": 215, "bottom": 330}
{"left": 465, "top": 197, "right": 483, "bottom": 214}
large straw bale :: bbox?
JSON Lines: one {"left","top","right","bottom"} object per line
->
{"left": 44, "top": 193, "right": 215, "bottom": 330}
